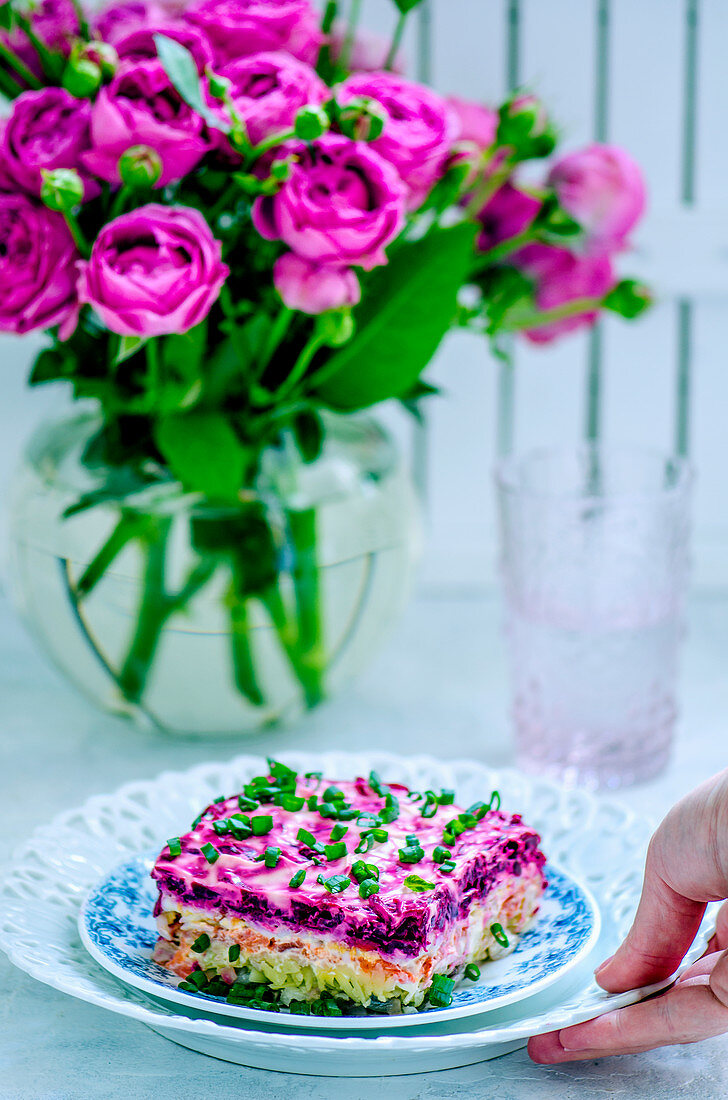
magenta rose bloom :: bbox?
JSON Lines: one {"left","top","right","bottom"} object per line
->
{"left": 77, "top": 204, "right": 229, "bottom": 337}
{"left": 1, "top": 0, "right": 79, "bottom": 79}
{"left": 216, "top": 51, "right": 327, "bottom": 147}
{"left": 339, "top": 73, "right": 460, "bottom": 210}
{"left": 0, "top": 193, "right": 79, "bottom": 336}
{"left": 2, "top": 88, "right": 99, "bottom": 201}
{"left": 477, "top": 183, "right": 541, "bottom": 252}
{"left": 512, "top": 242, "right": 615, "bottom": 344}
{"left": 548, "top": 143, "right": 646, "bottom": 254}
{"left": 93, "top": 0, "right": 167, "bottom": 44}
{"left": 82, "top": 61, "right": 210, "bottom": 187}
{"left": 185, "top": 0, "right": 322, "bottom": 66}
{"left": 115, "top": 20, "right": 214, "bottom": 73}
{"left": 253, "top": 134, "right": 405, "bottom": 270}
{"left": 274, "top": 252, "right": 360, "bottom": 314}
{"left": 446, "top": 96, "right": 498, "bottom": 152}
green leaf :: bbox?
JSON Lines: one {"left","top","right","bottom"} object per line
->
{"left": 153, "top": 34, "right": 229, "bottom": 133}
{"left": 311, "top": 222, "right": 476, "bottom": 411}
{"left": 393, "top": 0, "right": 425, "bottom": 11}
{"left": 157, "top": 321, "right": 206, "bottom": 411}
{"left": 155, "top": 411, "right": 249, "bottom": 500}
{"left": 114, "top": 334, "right": 147, "bottom": 366}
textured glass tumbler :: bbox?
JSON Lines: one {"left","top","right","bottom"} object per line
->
{"left": 496, "top": 447, "right": 692, "bottom": 790}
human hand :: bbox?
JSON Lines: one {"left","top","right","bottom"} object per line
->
{"left": 528, "top": 770, "right": 728, "bottom": 1063}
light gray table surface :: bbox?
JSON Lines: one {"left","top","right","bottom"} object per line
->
{"left": 3, "top": 586, "right": 728, "bottom": 1100}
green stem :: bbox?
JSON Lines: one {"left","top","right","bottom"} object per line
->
{"left": 63, "top": 211, "right": 91, "bottom": 257}
{"left": 77, "top": 511, "right": 147, "bottom": 597}
{"left": 68, "top": 0, "right": 90, "bottom": 39}
{"left": 247, "top": 127, "right": 297, "bottom": 164}
{"left": 13, "top": 13, "right": 62, "bottom": 80}
{"left": 274, "top": 332, "right": 327, "bottom": 400}
{"left": 464, "top": 161, "right": 513, "bottom": 219}
{"left": 287, "top": 508, "right": 325, "bottom": 708}
{"left": 384, "top": 12, "right": 407, "bottom": 70}
{"left": 146, "top": 338, "right": 160, "bottom": 394}
{"left": 226, "top": 574, "right": 267, "bottom": 707}
{"left": 340, "top": 0, "right": 362, "bottom": 69}
{"left": 0, "top": 38, "right": 41, "bottom": 90}
{"left": 503, "top": 296, "right": 603, "bottom": 332}
{"left": 258, "top": 305, "right": 294, "bottom": 375}
{"left": 0, "top": 65, "right": 23, "bottom": 100}
{"left": 117, "top": 519, "right": 172, "bottom": 704}
{"left": 473, "top": 228, "right": 535, "bottom": 271}
{"left": 208, "top": 181, "right": 239, "bottom": 222}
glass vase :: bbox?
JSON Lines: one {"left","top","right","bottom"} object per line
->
{"left": 8, "top": 408, "right": 420, "bottom": 736}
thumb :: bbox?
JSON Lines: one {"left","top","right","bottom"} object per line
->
{"left": 596, "top": 850, "right": 707, "bottom": 994}
{"left": 709, "top": 947, "right": 728, "bottom": 1008}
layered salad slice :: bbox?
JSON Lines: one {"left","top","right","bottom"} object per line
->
{"left": 151, "top": 761, "right": 547, "bottom": 1015}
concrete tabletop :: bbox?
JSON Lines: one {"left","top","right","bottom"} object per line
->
{"left": 3, "top": 587, "right": 728, "bottom": 1100}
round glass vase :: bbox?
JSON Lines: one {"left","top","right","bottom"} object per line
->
{"left": 8, "top": 408, "right": 421, "bottom": 737}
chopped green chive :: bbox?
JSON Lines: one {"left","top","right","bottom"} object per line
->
{"left": 464, "top": 963, "right": 481, "bottom": 981}
{"left": 251, "top": 815, "right": 273, "bottom": 835}
{"left": 191, "top": 932, "right": 211, "bottom": 953}
{"left": 468, "top": 801, "right": 489, "bottom": 820}
{"left": 357, "top": 812, "right": 379, "bottom": 827}
{"left": 289, "top": 868, "right": 306, "bottom": 888}
{"left": 304, "top": 771, "right": 322, "bottom": 783}
{"left": 355, "top": 833, "right": 375, "bottom": 854}
{"left": 212, "top": 819, "right": 230, "bottom": 836}
{"left": 178, "top": 980, "right": 198, "bottom": 992}
{"left": 491, "top": 922, "right": 510, "bottom": 948}
{"left": 428, "top": 974, "right": 455, "bottom": 1007}
{"left": 359, "top": 878, "right": 380, "bottom": 899}
{"left": 458, "top": 812, "right": 478, "bottom": 829}
{"left": 368, "top": 770, "right": 386, "bottom": 797}
{"left": 201, "top": 842, "right": 219, "bottom": 864}
{"left": 324, "top": 841, "right": 347, "bottom": 862}
{"left": 330, "top": 823, "right": 348, "bottom": 841}
{"left": 399, "top": 844, "right": 425, "bottom": 864}
{"left": 365, "top": 827, "right": 389, "bottom": 842}
{"left": 191, "top": 813, "right": 204, "bottom": 829}
{"left": 228, "top": 944, "right": 241, "bottom": 962}
{"left": 421, "top": 791, "right": 438, "bottom": 819}
{"left": 267, "top": 757, "right": 297, "bottom": 783}
{"left": 289, "top": 999, "right": 311, "bottom": 1014}
{"left": 404, "top": 874, "right": 436, "bottom": 892}
{"left": 213, "top": 795, "right": 225, "bottom": 803}
{"left": 439, "top": 860, "right": 456, "bottom": 873}
{"left": 432, "top": 845, "right": 452, "bottom": 864}
{"left": 188, "top": 969, "right": 208, "bottom": 988}
{"left": 323, "top": 785, "right": 345, "bottom": 802}
{"left": 297, "top": 827, "right": 318, "bottom": 848}
{"left": 281, "top": 794, "right": 305, "bottom": 812}
{"left": 229, "top": 813, "right": 251, "bottom": 829}
{"left": 264, "top": 846, "right": 281, "bottom": 868}
{"left": 489, "top": 790, "right": 501, "bottom": 811}
{"left": 336, "top": 807, "right": 358, "bottom": 821}
{"left": 379, "top": 793, "right": 399, "bottom": 823}
{"left": 351, "top": 859, "right": 369, "bottom": 883}
{"left": 438, "top": 789, "right": 455, "bottom": 805}
{"left": 405, "top": 834, "right": 418, "bottom": 845}
{"left": 319, "top": 874, "right": 351, "bottom": 894}
{"left": 238, "top": 795, "right": 258, "bottom": 812}
{"left": 318, "top": 801, "right": 339, "bottom": 818}
{"left": 307, "top": 795, "right": 318, "bottom": 811}
{"left": 409, "top": 790, "right": 423, "bottom": 800}
{"left": 167, "top": 837, "right": 182, "bottom": 858}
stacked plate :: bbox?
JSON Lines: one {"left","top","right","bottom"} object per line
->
{"left": 0, "top": 751, "right": 717, "bottom": 1077}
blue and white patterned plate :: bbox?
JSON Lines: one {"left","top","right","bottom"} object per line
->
{"left": 78, "top": 849, "right": 600, "bottom": 1030}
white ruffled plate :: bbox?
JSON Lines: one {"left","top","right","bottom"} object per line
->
{"left": 0, "top": 751, "right": 717, "bottom": 1076}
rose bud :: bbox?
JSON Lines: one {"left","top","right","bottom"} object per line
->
{"left": 118, "top": 144, "right": 163, "bottom": 189}
{"left": 603, "top": 278, "right": 652, "bottom": 319}
{"left": 206, "top": 70, "right": 232, "bottom": 100}
{"left": 40, "top": 166, "right": 84, "bottom": 211}
{"left": 293, "top": 104, "right": 330, "bottom": 142}
{"left": 335, "top": 95, "right": 387, "bottom": 142}
{"left": 274, "top": 252, "right": 360, "bottom": 315}
{"left": 497, "top": 92, "right": 556, "bottom": 158}
{"left": 77, "top": 40, "right": 118, "bottom": 81}
{"left": 62, "top": 56, "right": 102, "bottom": 98}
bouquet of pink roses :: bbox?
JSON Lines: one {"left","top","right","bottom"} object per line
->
{"left": 0, "top": 0, "right": 650, "bottom": 726}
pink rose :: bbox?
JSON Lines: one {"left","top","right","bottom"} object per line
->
{"left": 446, "top": 96, "right": 497, "bottom": 151}
{"left": 0, "top": 193, "right": 79, "bottom": 336}
{"left": 328, "top": 21, "right": 405, "bottom": 74}
{"left": 185, "top": 0, "right": 322, "bottom": 67}
{"left": 339, "top": 72, "right": 459, "bottom": 209}
{"left": 548, "top": 144, "right": 646, "bottom": 255}
{"left": 2, "top": 88, "right": 99, "bottom": 201}
{"left": 513, "top": 242, "right": 615, "bottom": 344}
{"left": 477, "top": 183, "right": 541, "bottom": 252}
{"left": 253, "top": 134, "right": 405, "bottom": 270}
{"left": 2, "top": 0, "right": 79, "bottom": 79}
{"left": 274, "top": 252, "right": 360, "bottom": 314}
{"left": 93, "top": 0, "right": 167, "bottom": 44}
{"left": 115, "top": 21, "right": 214, "bottom": 73}
{"left": 82, "top": 61, "right": 210, "bottom": 187}
{"left": 77, "top": 204, "right": 229, "bottom": 337}
{"left": 217, "top": 51, "right": 327, "bottom": 147}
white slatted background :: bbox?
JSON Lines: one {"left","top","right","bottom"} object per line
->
{"left": 0, "top": 0, "right": 726, "bottom": 591}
